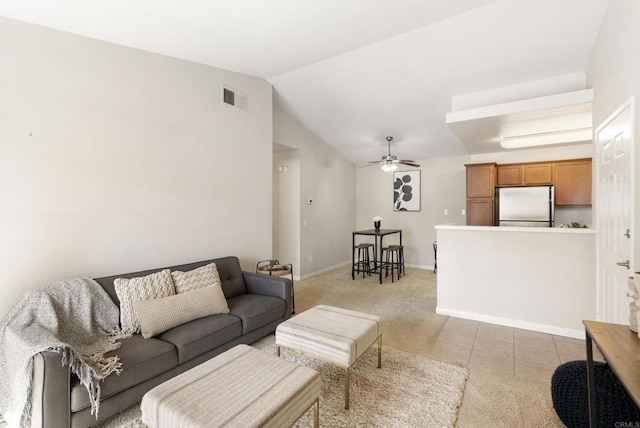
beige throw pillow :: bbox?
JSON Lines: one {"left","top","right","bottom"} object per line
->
{"left": 136, "top": 286, "right": 225, "bottom": 338}
{"left": 114, "top": 269, "right": 175, "bottom": 334}
{"left": 171, "top": 263, "right": 222, "bottom": 294}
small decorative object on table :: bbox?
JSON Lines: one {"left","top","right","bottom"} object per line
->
{"left": 372, "top": 216, "right": 382, "bottom": 231}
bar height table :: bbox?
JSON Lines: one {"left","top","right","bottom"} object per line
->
{"left": 352, "top": 229, "right": 402, "bottom": 284}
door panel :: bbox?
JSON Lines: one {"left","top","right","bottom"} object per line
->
{"left": 467, "top": 198, "right": 494, "bottom": 226}
{"left": 596, "top": 98, "right": 634, "bottom": 324}
{"left": 555, "top": 159, "right": 592, "bottom": 206}
{"left": 497, "top": 165, "right": 523, "bottom": 186}
{"left": 524, "top": 163, "right": 553, "bottom": 185}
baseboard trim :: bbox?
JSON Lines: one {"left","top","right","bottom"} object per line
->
{"left": 435, "top": 307, "right": 584, "bottom": 339}
{"left": 297, "top": 261, "right": 352, "bottom": 281}
{"left": 406, "top": 263, "right": 434, "bottom": 271}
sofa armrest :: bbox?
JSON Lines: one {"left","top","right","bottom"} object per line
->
{"left": 243, "top": 272, "right": 292, "bottom": 320}
{"left": 31, "top": 351, "right": 71, "bottom": 428}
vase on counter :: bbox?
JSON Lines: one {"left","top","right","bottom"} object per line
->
{"left": 374, "top": 221, "right": 381, "bottom": 231}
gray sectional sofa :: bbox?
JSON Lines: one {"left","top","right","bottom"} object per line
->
{"left": 29, "top": 256, "right": 292, "bottom": 428}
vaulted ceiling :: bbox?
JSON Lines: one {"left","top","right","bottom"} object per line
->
{"left": 0, "top": 0, "right": 610, "bottom": 164}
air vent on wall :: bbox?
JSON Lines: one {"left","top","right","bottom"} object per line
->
{"left": 221, "top": 85, "right": 247, "bottom": 111}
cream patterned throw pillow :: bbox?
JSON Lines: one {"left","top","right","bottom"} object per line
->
{"left": 171, "top": 263, "right": 229, "bottom": 315}
{"left": 114, "top": 269, "right": 175, "bottom": 334}
{"left": 136, "top": 286, "right": 222, "bottom": 338}
{"left": 171, "top": 263, "right": 222, "bottom": 294}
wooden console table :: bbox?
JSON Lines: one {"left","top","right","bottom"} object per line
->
{"left": 583, "top": 320, "right": 640, "bottom": 427}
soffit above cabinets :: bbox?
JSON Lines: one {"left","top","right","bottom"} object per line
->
{"left": 445, "top": 89, "right": 593, "bottom": 154}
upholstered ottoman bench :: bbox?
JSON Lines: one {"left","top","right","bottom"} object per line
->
{"left": 275, "top": 304, "right": 382, "bottom": 409}
{"left": 141, "top": 344, "right": 320, "bottom": 428}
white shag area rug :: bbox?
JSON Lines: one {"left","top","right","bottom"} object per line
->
{"left": 97, "top": 335, "right": 469, "bottom": 428}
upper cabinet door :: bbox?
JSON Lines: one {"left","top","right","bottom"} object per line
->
{"left": 524, "top": 163, "right": 553, "bottom": 185}
{"left": 555, "top": 159, "right": 592, "bottom": 206}
{"left": 497, "top": 164, "right": 524, "bottom": 186}
{"left": 466, "top": 163, "right": 496, "bottom": 198}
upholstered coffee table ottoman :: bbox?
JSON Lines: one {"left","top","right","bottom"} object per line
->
{"left": 275, "top": 304, "right": 382, "bottom": 409}
{"left": 141, "top": 344, "right": 320, "bottom": 428}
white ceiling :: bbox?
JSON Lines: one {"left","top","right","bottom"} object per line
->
{"left": 0, "top": 0, "right": 610, "bottom": 165}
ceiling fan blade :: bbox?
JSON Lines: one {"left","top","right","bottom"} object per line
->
{"left": 399, "top": 161, "right": 421, "bottom": 167}
{"left": 367, "top": 136, "right": 421, "bottom": 169}
{"left": 359, "top": 163, "right": 378, "bottom": 168}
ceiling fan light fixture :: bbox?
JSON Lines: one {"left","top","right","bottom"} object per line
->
{"left": 381, "top": 162, "right": 397, "bottom": 172}
{"left": 364, "top": 136, "right": 420, "bottom": 171}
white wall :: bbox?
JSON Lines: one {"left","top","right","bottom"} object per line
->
{"left": 588, "top": 0, "right": 640, "bottom": 268}
{"left": 436, "top": 226, "right": 596, "bottom": 338}
{"left": 0, "top": 18, "right": 273, "bottom": 319}
{"left": 356, "top": 156, "right": 469, "bottom": 268}
{"left": 273, "top": 149, "right": 301, "bottom": 271}
{"left": 273, "top": 105, "right": 356, "bottom": 277}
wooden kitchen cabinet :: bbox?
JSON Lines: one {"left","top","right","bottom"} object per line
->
{"left": 466, "top": 163, "right": 496, "bottom": 198}
{"left": 524, "top": 162, "right": 553, "bottom": 185}
{"left": 465, "top": 163, "right": 496, "bottom": 225}
{"left": 465, "top": 159, "right": 591, "bottom": 225}
{"left": 497, "top": 162, "right": 553, "bottom": 186}
{"left": 554, "top": 158, "right": 592, "bottom": 206}
{"left": 467, "top": 198, "right": 494, "bottom": 226}
{"left": 497, "top": 164, "right": 523, "bottom": 186}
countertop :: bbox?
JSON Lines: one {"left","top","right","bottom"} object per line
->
{"left": 435, "top": 224, "right": 596, "bottom": 234}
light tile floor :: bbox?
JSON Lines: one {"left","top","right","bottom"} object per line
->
{"left": 429, "top": 317, "right": 604, "bottom": 386}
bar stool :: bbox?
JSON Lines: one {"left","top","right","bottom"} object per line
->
{"left": 388, "top": 244, "right": 405, "bottom": 277}
{"left": 353, "top": 243, "right": 373, "bottom": 278}
{"left": 381, "top": 246, "right": 401, "bottom": 282}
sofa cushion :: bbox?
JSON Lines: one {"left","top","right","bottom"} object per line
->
{"left": 215, "top": 257, "right": 247, "bottom": 299}
{"left": 157, "top": 314, "right": 242, "bottom": 364}
{"left": 136, "top": 285, "right": 229, "bottom": 339}
{"left": 114, "top": 269, "right": 176, "bottom": 334}
{"left": 70, "top": 335, "right": 177, "bottom": 412}
{"left": 227, "top": 294, "right": 286, "bottom": 335}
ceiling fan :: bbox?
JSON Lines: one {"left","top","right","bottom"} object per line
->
{"left": 366, "top": 136, "right": 420, "bottom": 171}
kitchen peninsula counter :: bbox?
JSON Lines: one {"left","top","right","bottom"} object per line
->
{"left": 436, "top": 224, "right": 595, "bottom": 234}
{"left": 435, "top": 224, "right": 596, "bottom": 338}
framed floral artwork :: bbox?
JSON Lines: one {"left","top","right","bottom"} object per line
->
{"left": 393, "top": 170, "right": 420, "bottom": 211}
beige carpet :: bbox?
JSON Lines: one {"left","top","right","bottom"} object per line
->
{"left": 97, "top": 335, "right": 468, "bottom": 428}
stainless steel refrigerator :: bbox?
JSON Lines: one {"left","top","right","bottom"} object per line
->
{"left": 496, "top": 185, "right": 554, "bottom": 227}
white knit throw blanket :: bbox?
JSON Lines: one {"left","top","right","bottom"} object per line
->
{"left": 0, "top": 278, "right": 128, "bottom": 428}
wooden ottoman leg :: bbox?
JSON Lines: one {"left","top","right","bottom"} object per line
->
{"left": 378, "top": 336, "right": 382, "bottom": 368}
{"left": 276, "top": 345, "right": 280, "bottom": 357}
{"left": 314, "top": 398, "right": 319, "bottom": 428}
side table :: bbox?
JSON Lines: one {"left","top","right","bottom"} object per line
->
{"left": 257, "top": 259, "right": 295, "bottom": 314}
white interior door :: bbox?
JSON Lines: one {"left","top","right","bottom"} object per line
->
{"left": 595, "top": 97, "right": 635, "bottom": 324}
